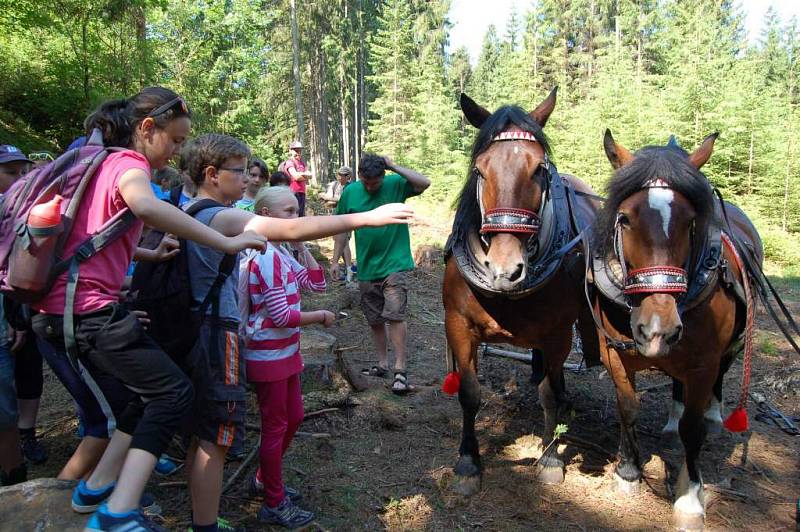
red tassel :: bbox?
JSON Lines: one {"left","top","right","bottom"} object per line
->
{"left": 723, "top": 407, "right": 749, "bottom": 433}
{"left": 442, "top": 372, "right": 460, "bottom": 395}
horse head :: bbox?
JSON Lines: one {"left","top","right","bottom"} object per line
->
{"left": 601, "top": 130, "right": 718, "bottom": 357}
{"left": 459, "top": 88, "right": 557, "bottom": 291}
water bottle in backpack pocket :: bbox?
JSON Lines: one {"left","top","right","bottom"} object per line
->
{"left": 7, "top": 194, "right": 64, "bottom": 295}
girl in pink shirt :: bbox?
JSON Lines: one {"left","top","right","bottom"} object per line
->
{"left": 239, "top": 186, "right": 333, "bottom": 528}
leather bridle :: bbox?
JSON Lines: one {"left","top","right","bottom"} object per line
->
{"left": 476, "top": 130, "right": 546, "bottom": 239}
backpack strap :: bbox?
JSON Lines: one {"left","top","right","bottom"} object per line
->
{"left": 184, "top": 199, "right": 237, "bottom": 320}
{"left": 168, "top": 185, "right": 183, "bottom": 207}
{"left": 62, "top": 208, "right": 138, "bottom": 372}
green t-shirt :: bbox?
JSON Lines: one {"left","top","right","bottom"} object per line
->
{"left": 335, "top": 173, "right": 416, "bottom": 281}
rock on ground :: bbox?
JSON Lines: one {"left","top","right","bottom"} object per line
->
{"left": 0, "top": 478, "right": 81, "bottom": 530}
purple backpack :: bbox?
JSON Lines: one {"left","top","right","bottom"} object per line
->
{"left": 0, "top": 129, "right": 136, "bottom": 367}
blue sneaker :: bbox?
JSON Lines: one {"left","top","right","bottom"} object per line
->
{"left": 72, "top": 480, "right": 159, "bottom": 515}
{"left": 85, "top": 502, "right": 166, "bottom": 531}
{"left": 258, "top": 497, "right": 315, "bottom": 529}
{"left": 153, "top": 456, "right": 182, "bottom": 476}
{"left": 248, "top": 475, "right": 302, "bottom": 502}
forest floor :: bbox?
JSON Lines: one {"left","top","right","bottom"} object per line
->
{"left": 30, "top": 206, "right": 799, "bottom": 531}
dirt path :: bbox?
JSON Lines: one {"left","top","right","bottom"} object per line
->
{"left": 29, "top": 239, "right": 799, "bottom": 531}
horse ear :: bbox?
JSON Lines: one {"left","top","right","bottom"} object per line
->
{"left": 460, "top": 93, "right": 491, "bottom": 129}
{"left": 530, "top": 86, "right": 557, "bottom": 127}
{"left": 688, "top": 132, "right": 719, "bottom": 169}
{"left": 603, "top": 129, "right": 634, "bottom": 170}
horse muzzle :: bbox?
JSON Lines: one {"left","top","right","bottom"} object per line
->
{"left": 630, "top": 294, "right": 684, "bottom": 358}
{"left": 483, "top": 233, "right": 527, "bottom": 291}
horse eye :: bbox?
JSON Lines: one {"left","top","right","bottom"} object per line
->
{"left": 617, "top": 213, "right": 630, "bottom": 228}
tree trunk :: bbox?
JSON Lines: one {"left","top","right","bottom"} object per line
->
{"left": 290, "top": 0, "right": 305, "bottom": 144}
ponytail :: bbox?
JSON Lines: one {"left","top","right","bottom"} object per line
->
{"left": 84, "top": 87, "right": 191, "bottom": 148}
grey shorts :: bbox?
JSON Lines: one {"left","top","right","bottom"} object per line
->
{"left": 359, "top": 271, "right": 409, "bottom": 325}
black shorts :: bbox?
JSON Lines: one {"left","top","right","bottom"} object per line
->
{"left": 178, "top": 319, "right": 246, "bottom": 448}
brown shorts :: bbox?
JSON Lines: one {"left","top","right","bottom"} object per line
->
{"left": 359, "top": 271, "right": 409, "bottom": 325}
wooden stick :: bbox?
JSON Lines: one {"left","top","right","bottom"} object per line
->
{"left": 222, "top": 444, "right": 259, "bottom": 493}
{"left": 158, "top": 481, "right": 187, "bottom": 488}
{"left": 295, "top": 431, "right": 331, "bottom": 439}
{"left": 304, "top": 407, "right": 340, "bottom": 419}
{"left": 562, "top": 434, "right": 615, "bottom": 457}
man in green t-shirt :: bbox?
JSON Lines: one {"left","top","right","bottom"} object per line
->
{"left": 335, "top": 153, "right": 430, "bottom": 394}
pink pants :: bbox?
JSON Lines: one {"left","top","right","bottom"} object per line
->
{"left": 254, "top": 373, "right": 304, "bottom": 507}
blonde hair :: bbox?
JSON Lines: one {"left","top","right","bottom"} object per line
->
{"left": 254, "top": 185, "right": 296, "bottom": 215}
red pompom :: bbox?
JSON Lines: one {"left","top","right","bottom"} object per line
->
{"left": 723, "top": 407, "right": 749, "bottom": 433}
{"left": 442, "top": 372, "right": 460, "bottom": 395}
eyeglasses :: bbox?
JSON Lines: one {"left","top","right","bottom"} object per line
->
{"left": 147, "top": 97, "right": 191, "bottom": 118}
{"left": 28, "top": 152, "right": 54, "bottom": 162}
{"left": 219, "top": 166, "right": 249, "bottom": 176}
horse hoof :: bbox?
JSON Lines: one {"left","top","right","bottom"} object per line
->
{"left": 672, "top": 510, "right": 705, "bottom": 531}
{"left": 537, "top": 464, "right": 565, "bottom": 485}
{"left": 614, "top": 473, "right": 641, "bottom": 495}
{"left": 451, "top": 474, "right": 481, "bottom": 496}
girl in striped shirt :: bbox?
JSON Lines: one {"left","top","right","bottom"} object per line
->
{"left": 239, "top": 186, "right": 334, "bottom": 528}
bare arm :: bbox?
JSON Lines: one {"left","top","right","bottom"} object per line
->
{"left": 118, "top": 169, "right": 267, "bottom": 254}
{"left": 208, "top": 203, "right": 414, "bottom": 241}
{"left": 287, "top": 166, "right": 307, "bottom": 183}
{"left": 384, "top": 156, "right": 430, "bottom": 195}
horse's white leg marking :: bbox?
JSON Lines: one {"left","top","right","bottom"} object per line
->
{"left": 662, "top": 399, "right": 684, "bottom": 434}
{"left": 648, "top": 187, "right": 674, "bottom": 238}
{"left": 674, "top": 462, "right": 705, "bottom": 516}
{"left": 704, "top": 395, "right": 722, "bottom": 424}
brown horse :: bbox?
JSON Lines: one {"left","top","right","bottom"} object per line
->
{"left": 589, "top": 131, "right": 763, "bottom": 530}
{"left": 442, "top": 89, "right": 600, "bottom": 495}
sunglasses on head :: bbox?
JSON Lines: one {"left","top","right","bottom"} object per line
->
{"left": 28, "top": 152, "right": 54, "bottom": 162}
{"left": 147, "top": 97, "right": 190, "bottom": 118}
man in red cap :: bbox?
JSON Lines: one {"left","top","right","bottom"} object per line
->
{"left": 282, "top": 140, "right": 313, "bottom": 216}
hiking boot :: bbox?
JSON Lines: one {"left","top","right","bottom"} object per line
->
{"left": 85, "top": 502, "right": 166, "bottom": 532}
{"left": 19, "top": 428, "right": 48, "bottom": 464}
{"left": 258, "top": 497, "right": 315, "bottom": 529}
{"left": 249, "top": 475, "right": 302, "bottom": 502}
{"left": 72, "top": 480, "right": 159, "bottom": 514}
{"left": 0, "top": 463, "right": 27, "bottom": 486}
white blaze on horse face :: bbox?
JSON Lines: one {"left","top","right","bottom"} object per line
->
{"left": 648, "top": 187, "right": 674, "bottom": 239}
{"left": 514, "top": 145, "right": 519, "bottom": 154}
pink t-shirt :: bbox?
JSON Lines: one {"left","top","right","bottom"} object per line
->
{"left": 36, "top": 150, "right": 146, "bottom": 315}
{"left": 284, "top": 159, "right": 307, "bottom": 194}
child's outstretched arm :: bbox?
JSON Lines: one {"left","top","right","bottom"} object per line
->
{"left": 119, "top": 168, "right": 267, "bottom": 254}
{"left": 209, "top": 202, "right": 414, "bottom": 241}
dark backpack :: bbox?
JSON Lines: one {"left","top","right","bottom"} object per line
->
{"left": 129, "top": 199, "right": 235, "bottom": 360}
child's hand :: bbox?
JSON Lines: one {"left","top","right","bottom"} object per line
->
{"left": 364, "top": 203, "right": 414, "bottom": 227}
{"left": 318, "top": 310, "right": 336, "bottom": 327}
{"left": 226, "top": 230, "right": 267, "bottom": 254}
{"left": 153, "top": 233, "right": 180, "bottom": 261}
{"left": 130, "top": 310, "right": 150, "bottom": 329}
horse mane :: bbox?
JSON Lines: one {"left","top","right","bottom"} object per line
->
{"left": 452, "top": 105, "right": 553, "bottom": 234}
{"left": 593, "top": 144, "right": 716, "bottom": 254}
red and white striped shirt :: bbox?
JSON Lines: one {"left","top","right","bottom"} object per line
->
{"left": 240, "top": 244, "right": 326, "bottom": 382}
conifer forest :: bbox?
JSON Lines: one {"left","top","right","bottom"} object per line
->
{"left": 1, "top": 0, "right": 798, "bottom": 262}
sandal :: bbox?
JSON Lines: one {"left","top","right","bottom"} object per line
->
{"left": 361, "top": 365, "right": 388, "bottom": 378}
{"left": 391, "top": 371, "right": 412, "bottom": 395}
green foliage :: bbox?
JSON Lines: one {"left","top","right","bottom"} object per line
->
{"left": 0, "top": 0, "right": 798, "bottom": 264}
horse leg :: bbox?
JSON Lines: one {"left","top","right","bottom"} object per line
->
{"left": 447, "top": 325, "right": 481, "bottom": 496}
{"left": 704, "top": 355, "right": 733, "bottom": 435}
{"left": 536, "top": 337, "right": 571, "bottom": 485}
{"left": 673, "top": 374, "right": 716, "bottom": 531}
{"left": 607, "top": 352, "right": 642, "bottom": 494}
{"left": 662, "top": 379, "right": 684, "bottom": 448}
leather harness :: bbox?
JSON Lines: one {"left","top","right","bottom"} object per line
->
{"left": 445, "top": 131, "right": 591, "bottom": 298}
